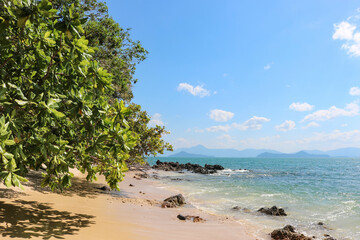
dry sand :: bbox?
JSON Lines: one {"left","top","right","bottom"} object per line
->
{"left": 0, "top": 169, "right": 268, "bottom": 240}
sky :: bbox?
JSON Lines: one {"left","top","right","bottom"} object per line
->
{"left": 107, "top": 0, "right": 360, "bottom": 152}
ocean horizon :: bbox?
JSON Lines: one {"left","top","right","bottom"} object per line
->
{"left": 147, "top": 157, "right": 360, "bottom": 240}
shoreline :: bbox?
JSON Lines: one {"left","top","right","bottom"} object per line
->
{"left": 0, "top": 169, "right": 265, "bottom": 240}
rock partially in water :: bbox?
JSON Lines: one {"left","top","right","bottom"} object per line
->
{"left": 232, "top": 206, "right": 241, "bottom": 210}
{"left": 204, "top": 164, "right": 224, "bottom": 171}
{"left": 258, "top": 206, "right": 287, "bottom": 216}
{"left": 152, "top": 160, "right": 225, "bottom": 174}
{"left": 161, "top": 194, "right": 186, "bottom": 208}
{"left": 271, "top": 225, "right": 312, "bottom": 240}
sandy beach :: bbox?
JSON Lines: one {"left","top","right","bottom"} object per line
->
{"left": 0, "top": 169, "right": 265, "bottom": 240}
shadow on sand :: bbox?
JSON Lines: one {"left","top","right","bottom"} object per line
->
{"left": 0, "top": 199, "right": 95, "bottom": 239}
{"left": 23, "top": 170, "right": 109, "bottom": 199}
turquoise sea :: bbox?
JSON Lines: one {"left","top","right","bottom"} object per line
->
{"left": 147, "top": 157, "right": 360, "bottom": 240}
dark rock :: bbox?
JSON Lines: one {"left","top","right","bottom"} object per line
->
{"left": 161, "top": 194, "right": 186, "bottom": 208}
{"left": 318, "top": 222, "right": 324, "bottom": 226}
{"left": 205, "top": 164, "right": 224, "bottom": 170}
{"left": 129, "top": 184, "right": 134, "bottom": 187}
{"left": 271, "top": 225, "right": 312, "bottom": 240}
{"left": 283, "top": 225, "right": 296, "bottom": 232}
{"left": 152, "top": 161, "right": 225, "bottom": 174}
{"left": 97, "top": 186, "right": 111, "bottom": 191}
{"left": 232, "top": 206, "right": 241, "bottom": 210}
{"left": 177, "top": 214, "right": 186, "bottom": 220}
{"left": 258, "top": 206, "right": 287, "bottom": 216}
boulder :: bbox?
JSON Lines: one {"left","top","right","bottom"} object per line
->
{"left": 258, "top": 206, "right": 287, "bottom": 216}
{"left": 271, "top": 225, "right": 312, "bottom": 240}
{"left": 161, "top": 194, "right": 186, "bottom": 208}
{"left": 177, "top": 214, "right": 186, "bottom": 220}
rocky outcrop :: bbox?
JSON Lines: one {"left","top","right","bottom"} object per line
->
{"left": 258, "top": 206, "right": 287, "bottom": 216}
{"left": 271, "top": 225, "right": 312, "bottom": 240}
{"left": 152, "top": 160, "right": 224, "bottom": 174}
{"left": 161, "top": 194, "right": 186, "bottom": 208}
{"left": 231, "top": 206, "right": 251, "bottom": 213}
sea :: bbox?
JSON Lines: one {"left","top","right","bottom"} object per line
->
{"left": 147, "top": 157, "right": 360, "bottom": 240}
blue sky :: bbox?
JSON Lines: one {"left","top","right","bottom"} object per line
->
{"left": 107, "top": 0, "right": 360, "bottom": 152}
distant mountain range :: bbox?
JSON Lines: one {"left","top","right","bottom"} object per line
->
{"left": 257, "top": 151, "right": 330, "bottom": 158}
{"left": 164, "top": 145, "right": 360, "bottom": 158}
{"left": 168, "top": 151, "right": 214, "bottom": 158}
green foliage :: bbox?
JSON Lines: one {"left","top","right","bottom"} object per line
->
{"left": 0, "top": 0, "right": 138, "bottom": 190}
{"left": 126, "top": 104, "right": 173, "bottom": 164}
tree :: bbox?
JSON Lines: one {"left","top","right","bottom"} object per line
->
{"left": 53, "top": 0, "right": 148, "bottom": 102}
{"left": 126, "top": 104, "right": 173, "bottom": 164}
{"left": 66, "top": 0, "right": 173, "bottom": 161}
{"left": 0, "top": 0, "right": 138, "bottom": 190}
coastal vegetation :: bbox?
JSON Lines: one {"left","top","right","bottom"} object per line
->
{"left": 0, "top": 0, "right": 171, "bottom": 190}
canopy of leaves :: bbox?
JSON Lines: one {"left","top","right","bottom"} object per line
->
{"left": 0, "top": 0, "right": 139, "bottom": 190}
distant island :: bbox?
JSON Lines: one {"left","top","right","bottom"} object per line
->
{"left": 168, "top": 151, "right": 214, "bottom": 158}
{"left": 162, "top": 145, "right": 360, "bottom": 158}
{"left": 256, "top": 151, "right": 330, "bottom": 158}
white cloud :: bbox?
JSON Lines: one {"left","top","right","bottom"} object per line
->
{"left": 206, "top": 125, "right": 231, "bottom": 132}
{"left": 349, "top": 87, "right": 360, "bottom": 96}
{"left": 223, "top": 73, "right": 228, "bottom": 77}
{"left": 177, "top": 83, "right": 211, "bottom": 97}
{"left": 333, "top": 20, "right": 360, "bottom": 56}
{"left": 302, "top": 102, "right": 359, "bottom": 122}
{"left": 289, "top": 102, "right": 314, "bottom": 112}
{"left": 209, "top": 109, "right": 234, "bottom": 122}
{"left": 264, "top": 64, "right": 271, "bottom": 70}
{"left": 206, "top": 116, "right": 270, "bottom": 132}
{"left": 303, "top": 122, "right": 320, "bottom": 129}
{"left": 275, "top": 120, "right": 296, "bottom": 132}
{"left": 149, "top": 113, "right": 164, "bottom": 126}
{"left": 333, "top": 21, "right": 356, "bottom": 40}
{"left": 232, "top": 116, "right": 271, "bottom": 130}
